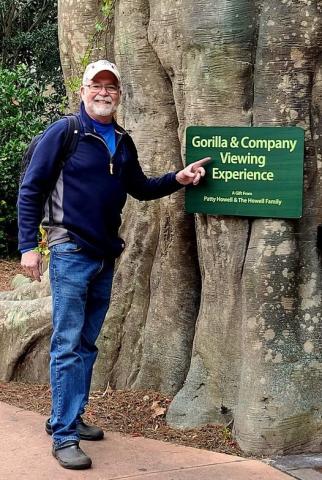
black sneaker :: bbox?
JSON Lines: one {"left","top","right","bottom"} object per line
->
{"left": 46, "top": 418, "right": 104, "bottom": 441}
{"left": 52, "top": 441, "right": 92, "bottom": 470}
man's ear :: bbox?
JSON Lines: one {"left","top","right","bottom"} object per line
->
{"left": 80, "top": 86, "right": 85, "bottom": 99}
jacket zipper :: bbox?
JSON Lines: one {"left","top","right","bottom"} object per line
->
{"left": 85, "top": 131, "right": 124, "bottom": 175}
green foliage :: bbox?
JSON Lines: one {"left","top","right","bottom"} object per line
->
{"left": 93, "top": 0, "right": 115, "bottom": 38}
{"left": 0, "top": 1, "right": 65, "bottom": 256}
{"left": 66, "top": 76, "right": 82, "bottom": 94}
{"left": 78, "top": 0, "right": 116, "bottom": 85}
{"left": 95, "top": 22, "right": 105, "bottom": 33}
{"left": 101, "top": 0, "right": 113, "bottom": 18}
{"left": 0, "top": 0, "right": 63, "bottom": 92}
{"left": 0, "top": 64, "right": 64, "bottom": 256}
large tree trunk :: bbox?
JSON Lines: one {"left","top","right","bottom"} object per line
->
{"left": 233, "top": 1, "right": 322, "bottom": 454}
{"left": 58, "top": 0, "right": 115, "bottom": 109}
{"left": 93, "top": 0, "right": 201, "bottom": 396}
{"left": 2, "top": 0, "right": 322, "bottom": 456}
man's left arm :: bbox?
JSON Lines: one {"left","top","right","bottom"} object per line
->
{"left": 124, "top": 138, "right": 210, "bottom": 200}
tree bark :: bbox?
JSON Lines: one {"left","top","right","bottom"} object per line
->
{"left": 93, "top": 0, "right": 201, "bottom": 395}
{"left": 2, "top": 0, "right": 322, "bottom": 456}
{"left": 58, "top": 0, "right": 114, "bottom": 109}
{"left": 0, "top": 272, "right": 51, "bottom": 383}
{"left": 233, "top": 0, "right": 322, "bottom": 454}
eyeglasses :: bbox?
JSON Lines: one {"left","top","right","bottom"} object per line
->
{"left": 85, "top": 84, "right": 119, "bottom": 94}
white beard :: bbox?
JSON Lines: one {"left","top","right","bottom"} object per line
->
{"left": 92, "top": 96, "right": 118, "bottom": 116}
{"left": 92, "top": 102, "right": 117, "bottom": 116}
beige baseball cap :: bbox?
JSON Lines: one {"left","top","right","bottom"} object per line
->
{"left": 82, "top": 60, "right": 121, "bottom": 86}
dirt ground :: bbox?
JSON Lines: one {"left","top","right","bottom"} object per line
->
{"left": 0, "top": 258, "right": 23, "bottom": 290}
{"left": 0, "top": 258, "right": 242, "bottom": 456}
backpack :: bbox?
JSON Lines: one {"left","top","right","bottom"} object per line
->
{"left": 19, "top": 114, "right": 80, "bottom": 187}
{"left": 19, "top": 114, "right": 81, "bottom": 226}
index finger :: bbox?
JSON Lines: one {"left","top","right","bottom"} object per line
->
{"left": 31, "top": 267, "right": 41, "bottom": 282}
{"left": 191, "top": 156, "right": 212, "bottom": 170}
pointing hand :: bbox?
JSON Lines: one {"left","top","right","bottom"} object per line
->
{"left": 176, "top": 157, "right": 211, "bottom": 186}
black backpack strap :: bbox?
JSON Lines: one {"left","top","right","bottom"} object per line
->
{"left": 60, "top": 114, "right": 81, "bottom": 166}
{"left": 48, "top": 115, "right": 81, "bottom": 225}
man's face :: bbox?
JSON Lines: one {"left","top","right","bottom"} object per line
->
{"left": 80, "top": 71, "right": 121, "bottom": 122}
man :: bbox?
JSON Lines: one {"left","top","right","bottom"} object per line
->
{"left": 18, "top": 60, "right": 209, "bottom": 470}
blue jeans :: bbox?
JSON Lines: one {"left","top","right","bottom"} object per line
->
{"left": 49, "top": 242, "right": 114, "bottom": 448}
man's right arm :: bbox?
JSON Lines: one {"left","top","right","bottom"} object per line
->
{"left": 21, "top": 250, "right": 42, "bottom": 282}
{"left": 18, "top": 119, "right": 68, "bottom": 277}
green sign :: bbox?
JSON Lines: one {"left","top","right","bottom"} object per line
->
{"left": 185, "top": 126, "right": 304, "bottom": 218}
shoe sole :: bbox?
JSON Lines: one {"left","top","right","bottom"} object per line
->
{"left": 52, "top": 450, "right": 92, "bottom": 469}
{"left": 46, "top": 426, "right": 104, "bottom": 441}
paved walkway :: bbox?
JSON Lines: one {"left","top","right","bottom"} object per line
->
{"left": 267, "top": 454, "right": 322, "bottom": 480}
{"left": 0, "top": 401, "right": 293, "bottom": 480}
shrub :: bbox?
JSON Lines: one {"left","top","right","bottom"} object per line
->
{"left": 0, "top": 63, "right": 64, "bottom": 256}
{"left": 0, "top": 1, "right": 62, "bottom": 92}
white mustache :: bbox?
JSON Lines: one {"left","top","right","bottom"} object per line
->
{"left": 94, "top": 95, "right": 112, "bottom": 101}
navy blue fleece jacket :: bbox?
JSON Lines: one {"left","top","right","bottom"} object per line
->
{"left": 18, "top": 103, "right": 182, "bottom": 259}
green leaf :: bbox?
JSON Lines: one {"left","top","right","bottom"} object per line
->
{"left": 95, "top": 22, "right": 104, "bottom": 32}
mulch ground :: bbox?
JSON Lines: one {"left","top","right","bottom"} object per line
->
{"left": 0, "top": 258, "right": 23, "bottom": 290}
{"left": 0, "top": 382, "right": 241, "bottom": 456}
{"left": 0, "top": 258, "right": 242, "bottom": 456}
